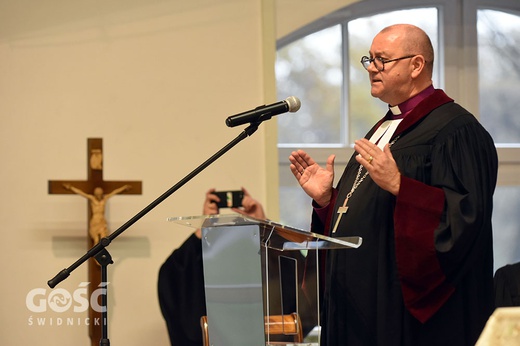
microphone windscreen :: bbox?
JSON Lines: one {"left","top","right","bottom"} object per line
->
{"left": 285, "top": 96, "right": 301, "bottom": 113}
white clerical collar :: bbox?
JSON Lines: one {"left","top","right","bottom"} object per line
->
{"left": 369, "top": 119, "right": 403, "bottom": 150}
{"left": 389, "top": 105, "right": 401, "bottom": 115}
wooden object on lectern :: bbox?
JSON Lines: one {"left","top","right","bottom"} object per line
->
{"left": 200, "top": 313, "right": 303, "bottom": 346}
{"left": 48, "top": 138, "right": 142, "bottom": 346}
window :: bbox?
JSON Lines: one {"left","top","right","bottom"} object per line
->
{"left": 477, "top": 9, "right": 520, "bottom": 144}
{"left": 476, "top": 6, "right": 520, "bottom": 270}
{"left": 277, "top": 25, "right": 342, "bottom": 146}
{"left": 276, "top": 0, "right": 520, "bottom": 270}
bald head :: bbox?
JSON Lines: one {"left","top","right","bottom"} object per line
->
{"left": 378, "top": 24, "right": 434, "bottom": 76}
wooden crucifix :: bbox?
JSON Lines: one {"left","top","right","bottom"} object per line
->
{"left": 48, "top": 138, "right": 142, "bottom": 346}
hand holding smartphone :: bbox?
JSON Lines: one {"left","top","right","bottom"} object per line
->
{"left": 213, "top": 190, "right": 244, "bottom": 208}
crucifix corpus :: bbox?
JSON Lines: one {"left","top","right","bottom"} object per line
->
{"left": 48, "top": 138, "right": 142, "bottom": 346}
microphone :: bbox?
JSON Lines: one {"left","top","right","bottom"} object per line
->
{"left": 225, "top": 96, "right": 301, "bottom": 127}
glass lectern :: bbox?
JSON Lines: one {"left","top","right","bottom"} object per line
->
{"left": 168, "top": 214, "right": 362, "bottom": 346}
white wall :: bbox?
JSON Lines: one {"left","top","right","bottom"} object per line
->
{"left": 276, "top": 0, "right": 359, "bottom": 38}
{"left": 0, "top": 0, "right": 357, "bottom": 345}
{"left": 0, "top": 1, "right": 270, "bottom": 345}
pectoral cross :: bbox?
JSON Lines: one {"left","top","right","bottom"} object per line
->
{"left": 332, "top": 163, "right": 371, "bottom": 234}
{"left": 332, "top": 199, "right": 349, "bottom": 234}
{"left": 48, "top": 138, "right": 142, "bottom": 346}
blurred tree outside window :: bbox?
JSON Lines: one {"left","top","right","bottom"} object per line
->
{"left": 478, "top": 9, "right": 520, "bottom": 144}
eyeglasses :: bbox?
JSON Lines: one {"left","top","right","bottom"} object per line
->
{"left": 360, "top": 55, "right": 416, "bottom": 71}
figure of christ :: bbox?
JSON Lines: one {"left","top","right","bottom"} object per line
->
{"left": 63, "top": 184, "right": 132, "bottom": 245}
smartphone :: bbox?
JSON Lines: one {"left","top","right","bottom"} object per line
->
{"left": 214, "top": 190, "right": 244, "bottom": 208}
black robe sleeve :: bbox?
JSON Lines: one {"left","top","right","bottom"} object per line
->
{"left": 394, "top": 108, "right": 498, "bottom": 323}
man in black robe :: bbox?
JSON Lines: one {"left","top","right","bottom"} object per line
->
{"left": 289, "top": 24, "right": 498, "bottom": 345}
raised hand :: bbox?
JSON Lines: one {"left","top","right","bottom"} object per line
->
{"left": 354, "top": 138, "right": 401, "bottom": 196}
{"left": 289, "top": 149, "right": 335, "bottom": 207}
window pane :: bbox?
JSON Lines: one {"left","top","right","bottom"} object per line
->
{"left": 279, "top": 185, "right": 313, "bottom": 231}
{"left": 276, "top": 25, "right": 342, "bottom": 145}
{"left": 477, "top": 9, "right": 520, "bottom": 144}
{"left": 348, "top": 9, "right": 439, "bottom": 142}
{"left": 493, "top": 186, "right": 520, "bottom": 272}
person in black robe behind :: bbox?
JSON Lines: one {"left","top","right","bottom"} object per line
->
{"left": 158, "top": 188, "right": 317, "bottom": 345}
{"left": 289, "top": 24, "right": 498, "bottom": 345}
{"left": 158, "top": 230, "right": 205, "bottom": 346}
{"left": 494, "top": 262, "right": 520, "bottom": 308}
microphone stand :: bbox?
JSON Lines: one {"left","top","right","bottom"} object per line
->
{"left": 94, "top": 248, "right": 112, "bottom": 346}
{"left": 47, "top": 121, "right": 263, "bottom": 346}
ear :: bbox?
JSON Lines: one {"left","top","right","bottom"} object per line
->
{"left": 410, "top": 55, "right": 426, "bottom": 78}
